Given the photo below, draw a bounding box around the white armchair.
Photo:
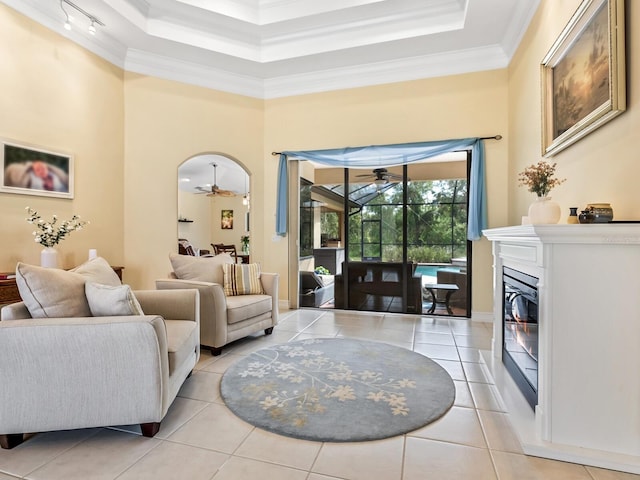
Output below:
[0,288,200,449]
[157,253,279,356]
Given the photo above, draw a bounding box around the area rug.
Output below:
[220,338,455,442]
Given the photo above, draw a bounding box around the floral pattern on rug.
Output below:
[220,338,456,442]
[238,340,417,423]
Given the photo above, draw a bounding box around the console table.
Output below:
[0,267,124,307]
[483,225,640,474]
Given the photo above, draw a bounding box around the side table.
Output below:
[423,283,459,315]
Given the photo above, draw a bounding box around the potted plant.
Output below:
[518,161,566,224]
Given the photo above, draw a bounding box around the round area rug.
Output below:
[220,338,455,442]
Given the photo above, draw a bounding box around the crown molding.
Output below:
[124,49,265,98]
[123,44,508,99]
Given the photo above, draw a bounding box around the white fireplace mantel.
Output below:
[483,224,640,474]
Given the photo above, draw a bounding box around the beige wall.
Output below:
[508,0,639,225]
[123,74,264,287]
[264,72,510,315]
[0,4,124,271]
[209,196,250,250]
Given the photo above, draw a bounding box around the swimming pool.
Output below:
[414,265,461,277]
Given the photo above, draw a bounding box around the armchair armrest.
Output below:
[260,273,279,324]
[156,278,228,348]
[134,289,199,323]
[1,302,30,321]
[0,315,170,434]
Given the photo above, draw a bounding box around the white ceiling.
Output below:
[5,0,539,99]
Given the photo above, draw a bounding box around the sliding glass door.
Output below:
[299,154,471,317]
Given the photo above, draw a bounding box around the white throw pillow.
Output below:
[85,282,144,316]
[169,252,233,284]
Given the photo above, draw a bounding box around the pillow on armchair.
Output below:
[15,257,122,319]
[222,263,264,296]
[169,252,234,284]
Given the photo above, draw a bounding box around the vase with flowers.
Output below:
[25,207,88,268]
[240,234,250,254]
[518,161,566,224]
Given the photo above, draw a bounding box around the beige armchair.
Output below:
[157,253,279,356]
[0,288,200,449]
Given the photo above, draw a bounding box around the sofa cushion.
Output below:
[164,319,198,375]
[85,282,144,316]
[170,252,233,284]
[223,263,264,296]
[225,295,273,325]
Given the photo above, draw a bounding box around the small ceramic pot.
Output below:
[578,209,595,224]
[586,203,613,223]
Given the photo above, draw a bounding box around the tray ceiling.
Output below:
[4,0,539,98]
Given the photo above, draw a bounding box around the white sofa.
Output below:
[0,259,200,449]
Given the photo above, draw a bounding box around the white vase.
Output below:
[528,196,561,224]
[40,247,59,268]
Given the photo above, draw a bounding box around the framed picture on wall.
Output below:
[541,0,625,157]
[221,209,233,229]
[0,139,74,198]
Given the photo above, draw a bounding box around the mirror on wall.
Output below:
[177,154,250,258]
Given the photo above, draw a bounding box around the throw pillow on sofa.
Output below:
[169,252,234,284]
[223,263,264,296]
[85,282,144,316]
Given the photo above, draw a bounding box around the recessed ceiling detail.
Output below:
[4,0,539,98]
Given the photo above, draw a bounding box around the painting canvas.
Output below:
[0,139,74,198]
[541,0,625,157]
[221,209,233,229]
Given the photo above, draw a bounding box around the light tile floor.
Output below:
[1,309,638,480]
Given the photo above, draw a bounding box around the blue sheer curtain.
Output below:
[275,138,487,240]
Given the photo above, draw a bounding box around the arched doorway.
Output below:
[177,153,250,257]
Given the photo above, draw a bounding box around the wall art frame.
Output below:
[0,138,74,199]
[541,0,625,157]
[221,209,234,229]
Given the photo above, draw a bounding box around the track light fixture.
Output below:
[60,0,104,34]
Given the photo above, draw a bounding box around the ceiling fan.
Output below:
[355,168,403,185]
[195,163,236,197]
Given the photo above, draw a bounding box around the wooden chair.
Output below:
[212,243,238,262]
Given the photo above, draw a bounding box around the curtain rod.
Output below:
[271,135,502,156]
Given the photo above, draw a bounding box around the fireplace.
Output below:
[502,266,538,409]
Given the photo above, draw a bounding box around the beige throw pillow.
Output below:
[71,256,122,286]
[15,257,122,319]
[169,252,233,284]
[85,282,144,316]
[15,263,91,318]
[223,263,264,296]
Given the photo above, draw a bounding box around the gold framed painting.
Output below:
[541,0,625,157]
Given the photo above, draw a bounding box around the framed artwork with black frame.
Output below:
[0,139,74,199]
[541,0,625,157]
